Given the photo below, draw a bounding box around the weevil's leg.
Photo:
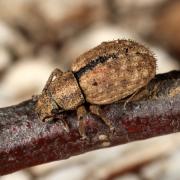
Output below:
[43,68,63,91]
[43,114,70,132]
[51,99,70,132]
[43,116,54,123]
[77,105,88,138]
[59,118,70,133]
[90,105,114,132]
[123,87,144,109]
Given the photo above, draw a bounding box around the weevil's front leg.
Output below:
[42,99,70,132]
[90,105,114,132]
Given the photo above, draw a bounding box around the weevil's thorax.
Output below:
[36,71,85,120]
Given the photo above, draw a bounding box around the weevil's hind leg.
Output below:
[44,68,63,91]
[90,105,114,132]
[123,88,142,109]
[77,105,88,138]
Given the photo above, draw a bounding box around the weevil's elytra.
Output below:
[36,39,156,135]
[74,53,118,79]
[72,39,156,104]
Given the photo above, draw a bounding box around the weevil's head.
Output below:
[36,71,85,121]
[35,92,58,121]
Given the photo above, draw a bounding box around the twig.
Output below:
[0,71,179,175]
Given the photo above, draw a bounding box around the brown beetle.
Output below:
[36,39,156,136]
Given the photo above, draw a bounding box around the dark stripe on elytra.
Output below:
[74,53,118,79]
[73,73,87,102]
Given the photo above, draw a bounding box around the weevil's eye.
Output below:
[124,48,128,54]
[51,98,64,114]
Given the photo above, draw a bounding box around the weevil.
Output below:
[36,39,156,136]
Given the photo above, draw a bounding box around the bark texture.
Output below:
[0,71,179,175]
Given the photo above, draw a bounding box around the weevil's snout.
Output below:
[36,92,55,121]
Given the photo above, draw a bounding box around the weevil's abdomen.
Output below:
[72,40,156,104]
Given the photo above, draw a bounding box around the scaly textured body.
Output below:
[36,39,156,135]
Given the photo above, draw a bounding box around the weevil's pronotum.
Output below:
[36,39,156,136]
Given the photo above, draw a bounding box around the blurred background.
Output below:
[0,0,180,179]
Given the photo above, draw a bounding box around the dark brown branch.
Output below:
[0,71,179,175]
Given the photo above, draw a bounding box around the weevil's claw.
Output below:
[59,119,70,133]
[42,116,54,123]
